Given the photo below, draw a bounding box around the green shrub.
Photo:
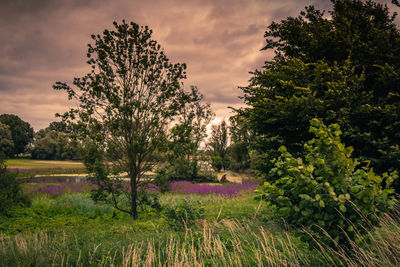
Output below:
[53,194,113,214]
[211,155,223,171]
[227,142,250,171]
[164,199,204,230]
[0,156,31,215]
[155,159,215,188]
[256,119,398,245]
[137,190,162,212]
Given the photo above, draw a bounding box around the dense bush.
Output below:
[256,119,398,245]
[210,155,223,171]
[226,142,250,171]
[136,190,162,212]
[0,156,31,215]
[31,128,81,160]
[164,199,204,230]
[0,122,14,158]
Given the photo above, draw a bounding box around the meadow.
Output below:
[5,159,86,178]
[1,161,400,267]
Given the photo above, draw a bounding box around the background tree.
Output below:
[54,21,189,218]
[208,120,229,171]
[0,114,34,157]
[238,0,400,183]
[157,86,213,182]
[225,114,253,171]
[0,122,14,158]
[31,122,81,160]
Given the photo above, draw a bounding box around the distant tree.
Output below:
[239,0,400,178]
[31,125,81,160]
[225,114,253,171]
[54,21,190,218]
[0,122,14,158]
[158,86,214,181]
[208,120,229,171]
[0,114,34,157]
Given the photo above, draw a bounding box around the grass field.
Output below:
[1,184,400,266]
[5,159,86,178]
[6,159,84,169]
[1,161,399,266]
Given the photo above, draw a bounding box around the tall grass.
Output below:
[1,208,399,266]
[0,219,324,266]
[310,207,400,267]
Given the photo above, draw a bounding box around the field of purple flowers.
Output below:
[24,180,260,197]
[169,180,259,197]
[24,181,97,197]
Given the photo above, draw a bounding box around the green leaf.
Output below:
[301,210,311,216]
[339,204,346,213]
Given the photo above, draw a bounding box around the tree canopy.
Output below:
[31,122,81,160]
[0,114,34,157]
[238,0,400,180]
[54,21,198,218]
[157,86,213,182]
[0,122,14,158]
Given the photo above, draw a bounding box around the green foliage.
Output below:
[0,114,34,157]
[225,114,253,171]
[155,158,198,183]
[0,156,31,215]
[54,20,192,218]
[31,124,81,160]
[53,194,113,214]
[256,119,398,245]
[0,122,14,158]
[226,142,250,171]
[136,190,162,212]
[240,58,367,169]
[211,155,223,172]
[157,86,213,182]
[208,120,229,170]
[239,0,400,189]
[164,199,204,230]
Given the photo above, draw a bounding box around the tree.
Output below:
[224,114,253,171]
[239,0,400,178]
[241,58,367,168]
[0,114,34,157]
[208,120,229,171]
[0,122,14,158]
[157,86,214,181]
[31,124,81,160]
[54,21,190,218]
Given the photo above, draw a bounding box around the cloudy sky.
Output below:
[0,0,396,130]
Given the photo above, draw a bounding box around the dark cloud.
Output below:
[4,0,378,130]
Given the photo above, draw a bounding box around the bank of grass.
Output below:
[5,159,86,178]
[6,159,84,169]
[1,192,400,266]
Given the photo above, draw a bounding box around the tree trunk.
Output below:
[130,172,138,219]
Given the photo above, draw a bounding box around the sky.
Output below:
[0,0,397,130]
